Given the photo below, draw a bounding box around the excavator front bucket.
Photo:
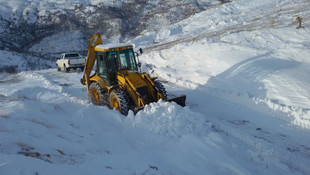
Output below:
[165,94,186,107]
[133,94,186,114]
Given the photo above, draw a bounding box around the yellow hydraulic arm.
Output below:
[81,33,102,93]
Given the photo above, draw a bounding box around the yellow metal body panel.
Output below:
[116,71,142,107]
[126,72,148,89]
[115,71,164,107]
[89,75,107,90]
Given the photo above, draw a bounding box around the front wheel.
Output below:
[64,65,70,73]
[57,64,61,71]
[109,89,129,115]
[154,81,167,99]
[89,83,105,105]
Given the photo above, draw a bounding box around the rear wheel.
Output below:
[154,81,167,99]
[89,83,105,105]
[109,89,129,115]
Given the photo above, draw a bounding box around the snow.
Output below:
[29,31,87,54]
[1,0,310,174]
[96,43,133,50]
[0,50,54,72]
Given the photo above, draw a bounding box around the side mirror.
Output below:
[138,62,142,68]
[139,48,143,54]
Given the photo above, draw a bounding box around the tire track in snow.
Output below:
[187,87,310,175]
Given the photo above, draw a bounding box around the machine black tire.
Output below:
[109,89,129,115]
[154,81,167,99]
[89,82,105,105]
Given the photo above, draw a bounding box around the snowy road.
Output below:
[0,68,309,175]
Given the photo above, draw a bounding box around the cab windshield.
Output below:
[96,48,137,85]
[119,49,137,71]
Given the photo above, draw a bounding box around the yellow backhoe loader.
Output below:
[81,33,186,115]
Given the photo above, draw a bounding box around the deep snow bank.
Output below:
[0,70,255,175]
[126,100,210,137]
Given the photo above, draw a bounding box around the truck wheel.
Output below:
[89,83,105,105]
[109,89,129,115]
[64,65,70,73]
[57,65,61,71]
[154,81,167,99]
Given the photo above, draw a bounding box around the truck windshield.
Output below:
[65,53,79,58]
[119,49,137,71]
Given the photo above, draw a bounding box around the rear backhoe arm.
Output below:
[81,33,102,93]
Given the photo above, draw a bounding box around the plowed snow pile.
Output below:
[1,0,310,175]
[126,101,210,137]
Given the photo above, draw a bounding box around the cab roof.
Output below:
[95,43,133,52]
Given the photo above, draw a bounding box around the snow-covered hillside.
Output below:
[0,0,221,71]
[1,0,310,175]
[0,0,219,52]
[133,0,310,129]
[0,50,54,73]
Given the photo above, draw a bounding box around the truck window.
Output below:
[65,53,80,58]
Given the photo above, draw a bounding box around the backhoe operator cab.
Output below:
[96,44,138,86]
[81,33,186,115]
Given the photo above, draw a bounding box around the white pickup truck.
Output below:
[56,53,85,72]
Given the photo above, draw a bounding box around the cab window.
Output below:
[119,49,137,71]
[107,51,119,72]
[97,53,108,79]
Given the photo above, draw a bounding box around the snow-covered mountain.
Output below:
[0,0,226,71]
[1,0,310,174]
[0,0,222,51]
